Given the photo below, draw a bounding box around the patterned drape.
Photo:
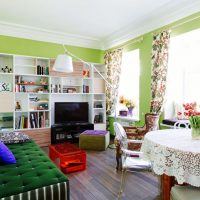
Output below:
[150,30,171,114]
[104,49,123,115]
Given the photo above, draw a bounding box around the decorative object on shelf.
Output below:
[189,115,200,140]
[29,96,39,102]
[83,70,90,77]
[37,103,48,110]
[0,82,12,92]
[66,88,76,93]
[15,101,21,111]
[40,77,48,85]
[37,87,48,93]
[95,104,103,108]
[94,114,103,123]
[1,66,12,73]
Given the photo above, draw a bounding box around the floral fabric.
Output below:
[150,30,171,114]
[104,49,123,115]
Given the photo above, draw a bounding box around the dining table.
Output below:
[141,129,200,200]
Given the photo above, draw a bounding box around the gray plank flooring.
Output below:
[43,146,161,200]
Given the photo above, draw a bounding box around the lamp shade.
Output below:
[53,54,73,73]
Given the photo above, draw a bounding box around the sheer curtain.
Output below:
[165,28,200,118]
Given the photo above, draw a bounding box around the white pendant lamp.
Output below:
[53,54,73,73]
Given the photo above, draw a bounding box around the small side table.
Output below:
[49,143,86,173]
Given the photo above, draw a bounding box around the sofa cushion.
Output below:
[0,141,16,164]
[0,131,29,144]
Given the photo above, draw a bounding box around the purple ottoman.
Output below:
[79,130,110,151]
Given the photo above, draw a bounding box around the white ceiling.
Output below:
[0,0,200,50]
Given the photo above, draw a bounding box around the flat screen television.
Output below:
[55,102,89,124]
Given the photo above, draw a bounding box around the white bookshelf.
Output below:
[0,53,106,132]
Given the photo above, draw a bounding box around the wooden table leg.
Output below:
[161,174,175,200]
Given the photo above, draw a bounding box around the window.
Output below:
[165,28,200,118]
[117,49,140,119]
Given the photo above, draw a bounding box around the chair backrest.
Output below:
[145,113,160,131]
[174,121,189,129]
[113,122,128,149]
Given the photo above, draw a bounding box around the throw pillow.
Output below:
[0,131,30,144]
[0,141,16,164]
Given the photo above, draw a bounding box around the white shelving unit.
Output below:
[0,53,106,132]
[13,55,50,131]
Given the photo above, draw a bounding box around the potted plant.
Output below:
[189,115,200,140]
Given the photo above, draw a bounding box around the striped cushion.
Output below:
[0,182,68,200]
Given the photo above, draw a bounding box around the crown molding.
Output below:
[0,0,200,51]
[103,0,200,49]
[0,21,104,50]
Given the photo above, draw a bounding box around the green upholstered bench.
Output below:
[79,130,110,151]
[0,141,69,200]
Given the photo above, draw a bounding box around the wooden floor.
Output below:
[43,146,161,200]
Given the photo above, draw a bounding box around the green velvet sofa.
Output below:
[0,141,69,200]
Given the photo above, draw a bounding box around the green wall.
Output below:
[111,11,200,126]
[1,11,200,127]
[0,35,104,63]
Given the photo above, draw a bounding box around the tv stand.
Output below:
[51,123,94,144]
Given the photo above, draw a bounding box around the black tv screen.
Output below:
[55,102,89,124]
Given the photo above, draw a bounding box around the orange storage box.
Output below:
[49,143,86,173]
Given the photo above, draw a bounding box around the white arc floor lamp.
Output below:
[53,45,117,148]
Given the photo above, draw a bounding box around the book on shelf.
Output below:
[39,112,45,128]
[37,65,49,75]
[83,85,89,93]
[30,112,38,128]
[15,85,26,92]
[15,115,28,129]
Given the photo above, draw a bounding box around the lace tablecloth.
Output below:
[141,129,200,186]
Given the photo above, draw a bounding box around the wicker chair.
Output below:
[115,113,160,170]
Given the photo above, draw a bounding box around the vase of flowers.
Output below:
[177,102,200,119]
[119,96,136,116]
[189,115,200,140]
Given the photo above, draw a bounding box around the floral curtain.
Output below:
[150,30,171,114]
[104,49,123,115]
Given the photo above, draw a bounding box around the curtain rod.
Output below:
[153,14,200,35]
[111,37,143,51]
[170,14,200,29]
